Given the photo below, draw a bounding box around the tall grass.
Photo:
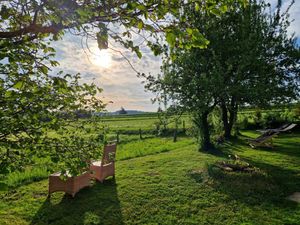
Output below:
[6,166,49,188]
[117,136,194,160]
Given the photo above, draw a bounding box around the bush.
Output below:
[294,104,300,118]
[253,109,263,128]
[262,111,284,128]
[281,108,299,122]
[237,114,259,130]
[238,116,250,130]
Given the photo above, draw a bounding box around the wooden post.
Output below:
[116,131,120,143]
[139,128,143,140]
[173,119,178,142]
[173,129,177,142]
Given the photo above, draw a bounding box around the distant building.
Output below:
[118,107,127,115]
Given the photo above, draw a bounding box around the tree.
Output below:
[144,0,299,150]
[0,41,105,174]
[212,0,300,138]
[146,51,221,150]
[0,0,247,174]
[0,19,105,175]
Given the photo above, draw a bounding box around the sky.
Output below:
[52,0,300,112]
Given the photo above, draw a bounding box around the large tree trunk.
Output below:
[220,102,231,139]
[195,111,213,151]
[220,97,238,139]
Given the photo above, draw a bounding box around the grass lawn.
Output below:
[0,131,299,225]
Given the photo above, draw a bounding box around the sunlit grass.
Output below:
[0,131,299,225]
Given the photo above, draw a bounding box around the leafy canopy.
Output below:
[144,0,300,149]
[0,0,247,177]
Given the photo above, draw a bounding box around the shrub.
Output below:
[253,109,263,128]
[238,116,250,130]
[294,104,300,118]
[281,108,299,122]
[262,111,284,128]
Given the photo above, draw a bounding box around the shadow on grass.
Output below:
[30,178,124,225]
[190,134,300,209]
[197,158,300,209]
[201,147,227,158]
[236,132,300,159]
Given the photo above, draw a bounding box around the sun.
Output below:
[90,49,112,68]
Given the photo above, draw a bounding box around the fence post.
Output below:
[173,119,178,142]
[116,131,120,143]
[139,128,143,140]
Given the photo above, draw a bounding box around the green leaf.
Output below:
[166,32,176,47]
[133,46,142,59]
[137,21,144,30]
[220,5,228,13]
[195,3,200,11]
[13,81,24,90]
[40,65,48,74]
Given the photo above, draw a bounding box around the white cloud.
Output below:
[52,34,161,112]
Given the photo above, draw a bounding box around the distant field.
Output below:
[100,114,192,132]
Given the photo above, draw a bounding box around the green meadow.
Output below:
[0,113,299,225]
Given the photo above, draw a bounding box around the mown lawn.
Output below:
[0,131,299,225]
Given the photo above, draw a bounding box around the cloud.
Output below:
[52,34,161,112]
[51,1,299,112]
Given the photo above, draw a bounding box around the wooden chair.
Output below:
[90,143,117,182]
[48,171,90,198]
[247,132,278,148]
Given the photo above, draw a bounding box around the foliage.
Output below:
[144,0,300,149]
[0,0,247,174]
[252,109,264,128]
[214,0,300,138]
[155,102,183,139]
[0,30,106,177]
[294,103,300,117]
[144,4,229,150]
[0,0,243,59]
[236,107,300,130]
[0,46,105,176]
